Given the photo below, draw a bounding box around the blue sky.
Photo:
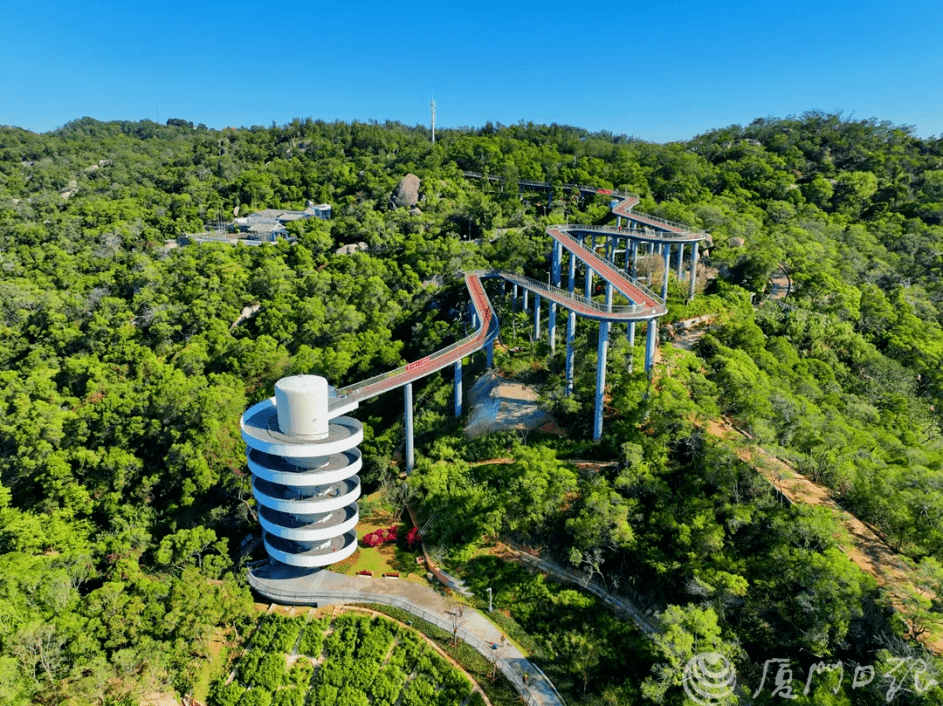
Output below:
[3,0,942,142]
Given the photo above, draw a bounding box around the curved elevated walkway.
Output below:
[323,183,711,443]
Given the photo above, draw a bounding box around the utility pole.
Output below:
[431,99,436,145]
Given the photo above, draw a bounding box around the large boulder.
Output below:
[391,174,420,208]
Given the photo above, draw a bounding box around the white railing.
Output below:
[333,278,498,402]
[562,221,707,242]
[243,580,564,706]
[550,230,667,309]
[462,171,710,238]
[470,270,660,318]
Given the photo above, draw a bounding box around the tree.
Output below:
[642,605,742,705]
[154,526,228,576]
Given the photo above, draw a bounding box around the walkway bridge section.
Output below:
[323,181,711,447]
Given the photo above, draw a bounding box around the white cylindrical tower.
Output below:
[241,375,362,568]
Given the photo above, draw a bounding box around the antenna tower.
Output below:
[430,99,436,145]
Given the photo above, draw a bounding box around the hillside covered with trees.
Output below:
[0,112,941,704]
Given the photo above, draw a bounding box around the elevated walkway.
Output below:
[322,181,711,441]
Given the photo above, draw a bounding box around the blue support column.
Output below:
[645,319,658,374]
[593,280,614,441]
[512,283,518,310]
[568,249,577,295]
[404,383,414,473]
[566,249,576,395]
[534,294,541,341]
[677,243,685,280]
[661,243,671,299]
[486,341,493,369]
[453,360,462,418]
[631,240,638,278]
[549,241,561,353]
[523,289,529,312]
[593,321,610,441]
[585,235,596,298]
[688,241,700,301]
[627,321,637,373]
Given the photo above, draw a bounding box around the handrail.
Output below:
[548,228,666,311]
[464,170,709,238]
[324,175,710,405]
[611,206,710,238]
[334,275,497,402]
[462,171,638,202]
[469,270,661,317]
[562,222,695,241]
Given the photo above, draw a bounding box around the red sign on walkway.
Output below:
[406,356,430,371]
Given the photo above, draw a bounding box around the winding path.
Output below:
[326,183,710,429]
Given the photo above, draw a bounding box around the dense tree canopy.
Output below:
[0,112,942,703]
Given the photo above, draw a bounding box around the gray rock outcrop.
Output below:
[391,173,420,208]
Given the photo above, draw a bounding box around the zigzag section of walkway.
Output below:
[328,183,708,416]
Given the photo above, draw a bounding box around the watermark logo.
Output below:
[679,653,938,703]
[683,652,737,705]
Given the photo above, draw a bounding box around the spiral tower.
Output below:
[241,375,362,568]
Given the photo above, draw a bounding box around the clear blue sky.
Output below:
[3,0,942,143]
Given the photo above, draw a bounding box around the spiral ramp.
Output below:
[241,376,362,568]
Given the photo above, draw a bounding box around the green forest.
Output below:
[0,112,942,704]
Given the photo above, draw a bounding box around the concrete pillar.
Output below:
[512,283,518,310]
[645,319,658,374]
[627,320,636,373]
[688,241,700,301]
[677,243,685,281]
[661,243,671,299]
[631,241,638,278]
[617,215,622,228]
[486,341,493,369]
[404,383,414,472]
[523,289,529,312]
[453,360,462,418]
[534,294,541,341]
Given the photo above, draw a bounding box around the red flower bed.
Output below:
[361,525,422,549]
[362,525,399,548]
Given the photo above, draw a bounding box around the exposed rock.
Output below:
[334,241,369,256]
[409,206,422,216]
[729,237,746,248]
[391,173,421,208]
